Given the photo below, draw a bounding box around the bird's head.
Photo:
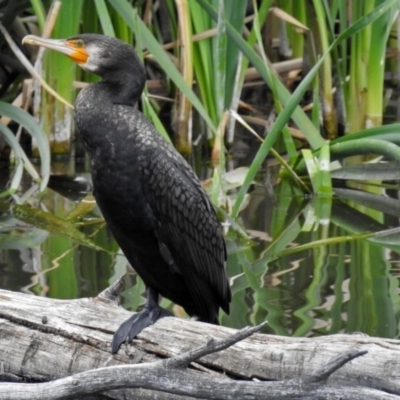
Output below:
[22,34,143,79]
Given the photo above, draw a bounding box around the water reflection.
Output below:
[1,172,400,340]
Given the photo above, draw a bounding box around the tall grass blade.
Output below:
[330,138,400,162]
[30,0,46,33]
[107,0,217,134]
[40,0,83,154]
[214,0,227,119]
[174,0,194,152]
[94,0,116,37]
[312,0,336,139]
[196,0,325,150]
[0,102,50,192]
[229,0,397,218]
[0,122,32,197]
[332,123,400,145]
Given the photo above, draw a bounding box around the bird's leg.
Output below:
[111,286,173,353]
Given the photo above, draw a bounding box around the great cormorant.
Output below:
[22,33,231,353]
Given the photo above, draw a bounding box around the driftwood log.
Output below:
[0,279,399,399]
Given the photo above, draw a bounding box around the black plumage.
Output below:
[23,33,231,353]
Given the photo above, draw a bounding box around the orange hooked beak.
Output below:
[22,35,89,65]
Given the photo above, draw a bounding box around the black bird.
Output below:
[23,33,231,353]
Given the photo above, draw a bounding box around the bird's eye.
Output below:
[76,39,84,48]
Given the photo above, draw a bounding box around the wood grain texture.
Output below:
[0,286,399,399]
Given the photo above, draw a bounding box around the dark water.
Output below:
[2,160,400,340]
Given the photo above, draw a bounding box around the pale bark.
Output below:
[0,280,399,399]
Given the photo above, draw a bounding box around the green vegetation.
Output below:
[2,1,399,196]
[1,0,400,336]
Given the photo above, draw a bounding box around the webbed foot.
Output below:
[111,287,172,353]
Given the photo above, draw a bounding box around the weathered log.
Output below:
[0,280,399,399]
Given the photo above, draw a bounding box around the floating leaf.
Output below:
[334,188,400,217]
[0,201,108,251]
[65,194,98,222]
[331,163,400,181]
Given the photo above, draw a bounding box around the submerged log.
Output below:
[0,280,399,399]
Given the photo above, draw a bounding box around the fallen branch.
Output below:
[0,326,372,400]
[0,281,399,399]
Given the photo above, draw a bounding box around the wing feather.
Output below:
[140,136,230,316]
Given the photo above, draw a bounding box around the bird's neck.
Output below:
[99,70,144,106]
